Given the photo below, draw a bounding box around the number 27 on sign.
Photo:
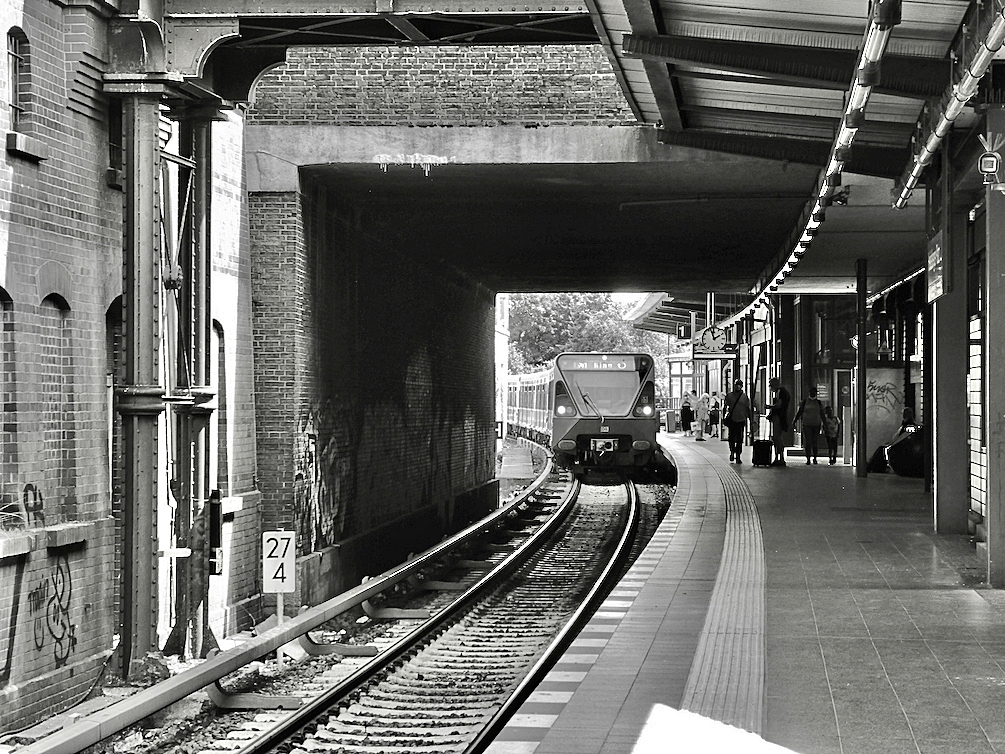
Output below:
[262,531,296,593]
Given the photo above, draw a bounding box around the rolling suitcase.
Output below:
[751,440,773,467]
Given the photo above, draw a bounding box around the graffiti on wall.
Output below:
[26,554,77,667]
[0,559,25,685]
[0,482,78,683]
[864,369,905,458]
[0,484,44,531]
[866,379,903,417]
[294,399,351,554]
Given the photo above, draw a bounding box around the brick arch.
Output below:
[35,261,73,310]
[37,295,76,523]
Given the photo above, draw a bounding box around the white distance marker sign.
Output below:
[262,531,296,593]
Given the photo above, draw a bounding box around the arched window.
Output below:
[6,29,29,129]
[39,295,75,524]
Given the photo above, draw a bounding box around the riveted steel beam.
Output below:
[656,129,908,178]
[676,104,913,147]
[623,33,948,99]
[109,84,168,680]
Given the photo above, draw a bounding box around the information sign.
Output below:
[262,531,296,593]
[927,232,945,303]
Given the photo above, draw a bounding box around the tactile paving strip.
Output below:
[681,442,766,733]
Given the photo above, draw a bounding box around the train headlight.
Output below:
[556,405,568,415]
[634,405,654,416]
[633,441,651,451]
[557,440,577,451]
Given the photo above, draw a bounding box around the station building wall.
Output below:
[0,0,263,729]
[0,0,120,731]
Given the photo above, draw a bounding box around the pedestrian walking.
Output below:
[695,393,710,441]
[722,379,752,463]
[680,391,694,436]
[823,405,840,465]
[793,387,825,464]
[708,391,721,437]
[767,377,791,466]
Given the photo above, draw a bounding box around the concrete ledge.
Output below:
[45,521,97,549]
[6,131,48,162]
[0,532,33,559]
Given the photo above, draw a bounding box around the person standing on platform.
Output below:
[793,387,825,464]
[722,379,751,463]
[695,392,710,441]
[680,391,695,436]
[708,391,721,437]
[823,405,841,465]
[767,377,791,466]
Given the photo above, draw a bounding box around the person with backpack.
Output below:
[722,379,752,463]
[822,405,840,465]
[793,387,825,465]
[767,377,791,466]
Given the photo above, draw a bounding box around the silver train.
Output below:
[508,352,672,481]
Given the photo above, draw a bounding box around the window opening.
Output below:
[7,31,27,129]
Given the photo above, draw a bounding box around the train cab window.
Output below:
[556,354,647,416]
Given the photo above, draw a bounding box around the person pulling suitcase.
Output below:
[722,379,751,464]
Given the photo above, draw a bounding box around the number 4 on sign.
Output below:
[263,531,296,594]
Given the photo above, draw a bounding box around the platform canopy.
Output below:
[222,0,973,305]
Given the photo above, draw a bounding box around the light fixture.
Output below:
[896,6,1005,208]
[718,1,900,329]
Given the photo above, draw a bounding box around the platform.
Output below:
[489,433,1001,754]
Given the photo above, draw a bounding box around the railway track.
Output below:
[195,481,639,754]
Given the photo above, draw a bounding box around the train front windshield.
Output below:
[556,355,644,416]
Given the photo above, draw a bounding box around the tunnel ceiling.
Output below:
[231,0,971,305]
[305,157,824,300]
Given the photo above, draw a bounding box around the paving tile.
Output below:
[499,437,1005,754]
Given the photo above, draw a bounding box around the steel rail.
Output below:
[464,480,641,754]
[18,454,557,754]
[237,475,583,754]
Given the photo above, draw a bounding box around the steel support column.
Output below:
[985,106,1005,585]
[856,259,868,477]
[163,108,218,659]
[115,87,167,678]
[933,144,969,534]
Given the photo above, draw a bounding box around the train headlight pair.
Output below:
[634,405,654,416]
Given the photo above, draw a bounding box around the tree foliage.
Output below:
[507,293,668,376]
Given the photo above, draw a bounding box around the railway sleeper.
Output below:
[341,706,493,721]
[419,647,541,660]
[421,580,468,591]
[365,689,506,704]
[323,718,485,734]
[296,742,468,753]
[317,725,478,740]
[353,696,500,711]
[384,677,509,693]
[456,559,494,568]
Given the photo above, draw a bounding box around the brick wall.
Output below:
[209,111,263,635]
[251,192,307,543]
[0,0,121,731]
[250,182,496,598]
[248,45,634,127]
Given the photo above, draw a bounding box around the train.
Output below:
[508,352,674,483]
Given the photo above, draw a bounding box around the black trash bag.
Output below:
[887,426,925,478]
